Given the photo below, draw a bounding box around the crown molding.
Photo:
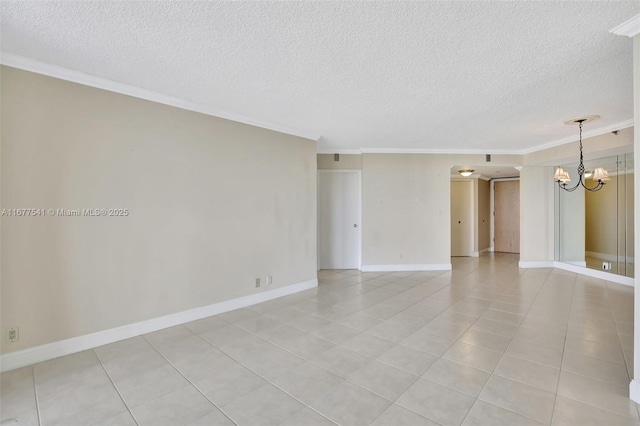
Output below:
[0,52,321,142]
[519,119,635,155]
[1,53,631,155]
[610,14,640,37]
[358,147,517,155]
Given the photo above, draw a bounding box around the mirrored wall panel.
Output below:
[555,153,634,278]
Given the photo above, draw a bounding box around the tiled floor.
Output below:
[2,253,639,425]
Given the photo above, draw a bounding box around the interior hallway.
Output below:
[2,253,638,426]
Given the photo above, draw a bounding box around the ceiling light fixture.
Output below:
[554,116,609,192]
[458,170,474,177]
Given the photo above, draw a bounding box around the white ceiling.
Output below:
[1,1,638,154]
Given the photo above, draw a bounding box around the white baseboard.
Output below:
[553,261,634,287]
[472,248,491,257]
[518,260,634,287]
[360,263,452,272]
[630,380,640,404]
[0,278,318,373]
[519,261,555,268]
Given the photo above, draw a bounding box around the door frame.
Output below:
[491,177,520,253]
[317,169,362,271]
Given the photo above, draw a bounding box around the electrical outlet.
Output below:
[255,278,261,288]
[267,275,272,286]
[603,262,612,271]
[7,327,18,343]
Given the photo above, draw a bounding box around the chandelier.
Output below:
[554,116,609,192]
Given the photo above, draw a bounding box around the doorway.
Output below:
[318,170,361,269]
[494,180,520,253]
[451,180,474,256]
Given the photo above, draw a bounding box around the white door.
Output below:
[318,170,361,269]
[451,180,473,256]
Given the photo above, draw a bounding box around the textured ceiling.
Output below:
[1,1,638,153]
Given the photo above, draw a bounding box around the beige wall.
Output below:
[362,154,450,266]
[317,154,362,170]
[476,179,491,251]
[520,166,555,263]
[1,67,317,353]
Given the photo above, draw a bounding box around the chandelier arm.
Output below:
[584,181,605,192]
[558,180,580,192]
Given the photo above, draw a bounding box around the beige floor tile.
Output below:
[396,379,475,425]
[557,371,639,419]
[372,404,439,426]
[279,408,337,426]
[193,362,267,406]
[366,321,419,342]
[471,317,518,338]
[462,400,544,426]
[111,363,189,408]
[479,375,555,424]
[505,338,563,369]
[0,367,37,420]
[517,325,566,349]
[92,410,139,426]
[423,358,490,397]
[401,330,458,356]
[561,352,630,387]
[312,323,362,344]
[272,362,343,404]
[459,329,511,353]
[131,385,215,426]
[337,313,384,331]
[310,381,392,426]
[2,408,39,426]
[420,319,469,340]
[342,333,396,358]
[437,311,479,327]
[38,380,127,426]
[443,342,503,372]
[277,333,336,359]
[171,346,237,382]
[494,355,560,393]
[221,383,305,426]
[347,359,419,400]
[552,396,640,426]
[377,344,439,375]
[6,257,640,426]
[286,314,332,332]
[186,409,235,426]
[151,334,214,364]
[199,323,254,348]
[310,345,370,378]
[564,335,626,365]
[480,309,524,326]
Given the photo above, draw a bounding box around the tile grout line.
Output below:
[548,270,577,426]
[31,365,43,426]
[139,333,240,426]
[93,349,141,426]
[457,267,553,426]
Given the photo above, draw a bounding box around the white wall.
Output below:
[1,66,318,354]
